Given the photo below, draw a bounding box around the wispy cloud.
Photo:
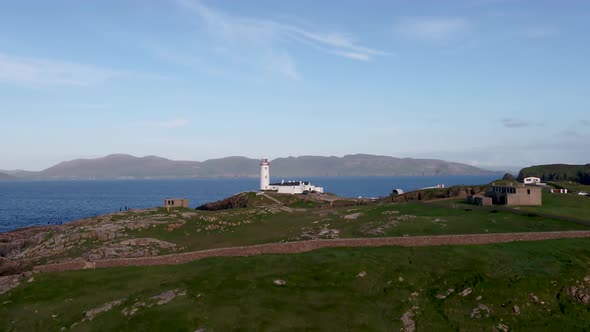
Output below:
[265,52,299,80]
[174,0,386,79]
[394,17,469,43]
[560,129,581,137]
[501,118,530,128]
[68,103,110,111]
[580,119,590,126]
[521,25,558,38]
[142,42,205,70]
[138,118,190,128]
[0,53,119,86]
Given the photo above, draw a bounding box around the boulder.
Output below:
[460,288,473,297]
[273,279,287,286]
[512,305,520,315]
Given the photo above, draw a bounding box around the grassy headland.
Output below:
[3,239,590,331]
[2,184,590,331]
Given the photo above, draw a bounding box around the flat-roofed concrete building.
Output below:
[163,198,190,208]
[486,183,542,206]
[524,177,542,185]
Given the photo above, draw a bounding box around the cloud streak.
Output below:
[521,25,558,38]
[151,118,190,128]
[0,53,119,86]
[133,118,191,129]
[265,52,299,80]
[501,118,530,128]
[394,17,469,43]
[175,0,387,79]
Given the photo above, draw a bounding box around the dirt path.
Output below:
[34,231,590,273]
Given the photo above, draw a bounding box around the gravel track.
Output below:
[34,231,590,273]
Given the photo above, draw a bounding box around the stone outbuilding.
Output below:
[486,183,542,206]
[163,198,190,208]
[467,195,492,206]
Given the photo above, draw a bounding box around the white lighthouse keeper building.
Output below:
[259,158,324,194]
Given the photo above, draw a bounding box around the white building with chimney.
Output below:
[259,158,324,194]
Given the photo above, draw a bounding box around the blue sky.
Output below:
[1,0,589,171]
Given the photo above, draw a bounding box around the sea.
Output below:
[0,175,497,233]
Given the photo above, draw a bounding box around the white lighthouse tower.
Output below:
[260,158,270,190]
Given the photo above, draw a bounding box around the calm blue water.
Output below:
[0,176,497,233]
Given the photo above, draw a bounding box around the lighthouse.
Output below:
[258,157,324,194]
[260,158,270,190]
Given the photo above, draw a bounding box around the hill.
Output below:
[270,154,492,177]
[0,172,16,180]
[517,164,590,185]
[19,154,495,179]
[39,154,203,179]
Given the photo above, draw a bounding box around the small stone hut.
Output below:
[467,195,492,206]
[163,198,190,208]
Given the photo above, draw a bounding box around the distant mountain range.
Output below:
[0,172,16,180]
[2,154,498,180]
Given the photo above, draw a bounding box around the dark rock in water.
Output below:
[196,193,249,211]
[502,173,516,181]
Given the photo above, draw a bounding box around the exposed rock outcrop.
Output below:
[389,185,488,202]
[460,288,473,297]
[83,299,124,322]
[122,289,186,316]
[566,277,590,304]
[196,193,249,211]
[502,173,516,181]
[470,303,491,319]
[401,308,416,332]
[84,238,177,261]
[293,226,340,241]
[0,273,30,295]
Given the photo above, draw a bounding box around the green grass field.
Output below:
[3,239,590,331]
[115,200,590,254]
[549,181,590,194]
[16,190,590,267]
[518,191,590,221]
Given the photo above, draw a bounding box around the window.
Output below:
[527,189,530,195]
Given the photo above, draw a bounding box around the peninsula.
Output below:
[1,175,590,330]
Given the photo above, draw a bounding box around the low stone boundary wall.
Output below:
[34,261,87,273]
[34,231,590,273]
